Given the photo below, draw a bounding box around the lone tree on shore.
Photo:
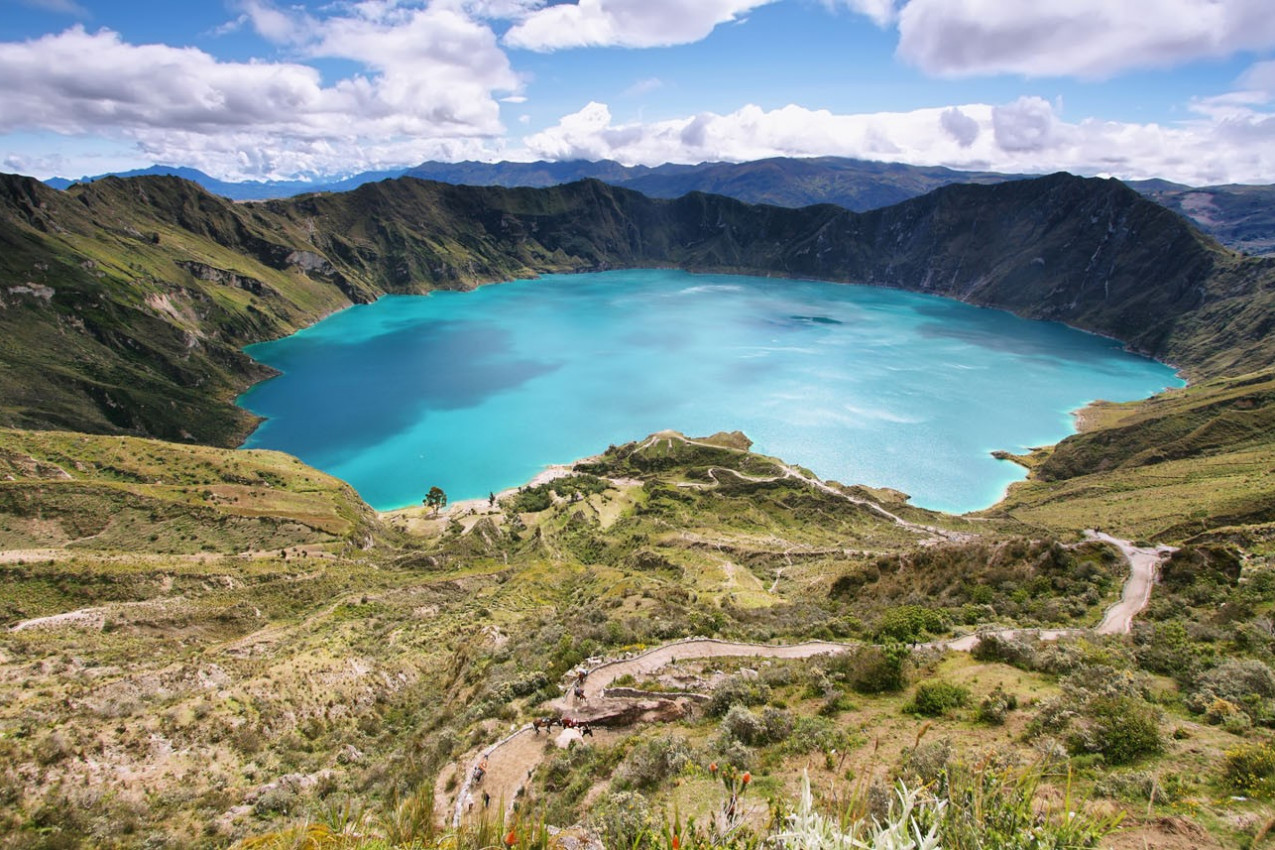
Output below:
[424,486,447,515]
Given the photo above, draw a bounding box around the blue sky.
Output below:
[3,0,1275,184]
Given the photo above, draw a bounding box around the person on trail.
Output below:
[573,682,586,702]
[473,756,488,784]
[482,791,491,809]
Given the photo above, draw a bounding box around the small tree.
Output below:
[424,486,447,515]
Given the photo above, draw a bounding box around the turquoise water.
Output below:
[238,270,1182,514]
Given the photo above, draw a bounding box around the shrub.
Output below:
[1132,621,1209,682]
[897,738,952,785]
[706,673,771,717]
[1223,740,1275,797]
[589,791,653,850]
[1068,696,1163,765]
[721,705,767,746]
[874,605,948,643]
[905,680,970,718]
[614,734,691,791]
[970,634,1039,670]
[783,715,849,756]
[976,686,1019,725]
[1061,665,1153,702]
[720,705,794,747]
[1188,659,1275,725]
[831,644,910,695]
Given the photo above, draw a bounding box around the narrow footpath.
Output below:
[449,529,1173,826]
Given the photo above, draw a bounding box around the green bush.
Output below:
[721,705,793,746]
[874,605,948,643]
[706,673,771,717]
[614,734,691,791]
[1223,740,1275,797]
[783,715,849,755]
[589,791,653,850]
[976,686,1019,725]
[1068,697,1163,765]
[840,644,910,695]
[1187,658,1275,725]
[970,633,1039,670]
[905,680,971,717]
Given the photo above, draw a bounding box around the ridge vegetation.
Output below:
[4,170,1275,444]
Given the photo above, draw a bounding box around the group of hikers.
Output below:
[531,714,594,736]
[463,667,599,815]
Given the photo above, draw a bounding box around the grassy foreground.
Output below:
[2,411,1275,849]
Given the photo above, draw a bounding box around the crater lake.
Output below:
[237,270,1183,513]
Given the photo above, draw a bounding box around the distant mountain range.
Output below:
[43,157,1016,210]
[45,158,1275,257]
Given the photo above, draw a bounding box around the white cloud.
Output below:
[896,0,1275,78]
[0,6,521,180]
[991,96,1059,152]
[939,106,978,147]
[1240,60,1275,97]
[521,97,1275,185]
[503,0,777,51]
[824,0,897,27]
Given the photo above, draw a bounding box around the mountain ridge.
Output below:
[2,169,1273,447]
[41,156,1275,257]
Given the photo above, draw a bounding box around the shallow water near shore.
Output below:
[238,269,1182,513]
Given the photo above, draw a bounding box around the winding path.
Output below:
[450,529,1173,826]
[649,432,971,543]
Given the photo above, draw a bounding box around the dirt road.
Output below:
[1088,530,1174,635]
[449,528,1173,826]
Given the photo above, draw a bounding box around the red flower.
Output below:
[672,835,681,850]
[505,830,517,847]
[742,772,751,785]
[709,762,718,774]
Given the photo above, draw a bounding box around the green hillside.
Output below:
[5,171,1275,849]
[4,171,1275,445]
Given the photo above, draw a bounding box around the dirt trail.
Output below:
[450,527,1170,827]
[1087,530,1174,635]
[451,725,617,827]
[645,432,970,542]
[580,638,852,700]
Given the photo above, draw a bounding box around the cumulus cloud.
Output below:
[991,96,1059,152]
[896,0,1275,78]
[940,106,978,147]
[0,5,521,180]
[522,97,1275,185]
[504,0,776,51]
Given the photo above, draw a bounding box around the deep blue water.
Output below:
[237,270,1182,513]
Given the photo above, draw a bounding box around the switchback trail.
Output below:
[450,528,1171,826]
